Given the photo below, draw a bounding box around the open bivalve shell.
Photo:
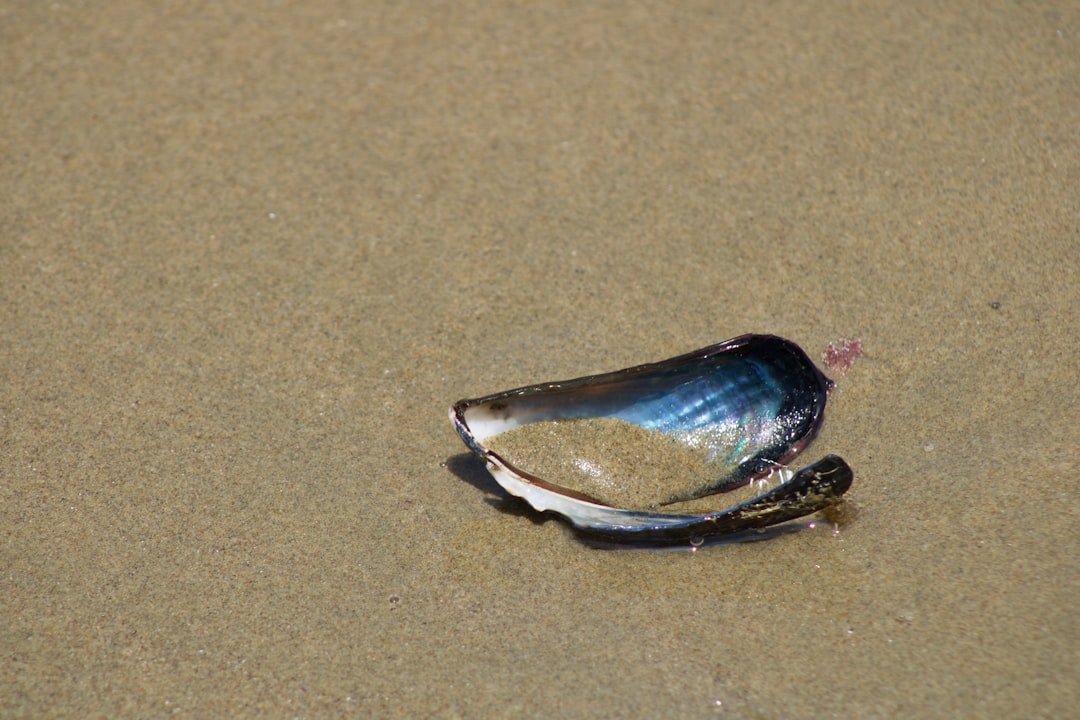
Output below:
[449,334,853,544]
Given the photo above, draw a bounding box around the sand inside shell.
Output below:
[484,417,766,512]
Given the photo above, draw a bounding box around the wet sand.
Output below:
[486,417,752,510]
[3,1,1077,717]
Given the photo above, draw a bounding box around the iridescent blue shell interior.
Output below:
[453,334,832,495]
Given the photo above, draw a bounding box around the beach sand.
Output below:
[2,1,1077,717]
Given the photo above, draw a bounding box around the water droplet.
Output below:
[689,536,704,547]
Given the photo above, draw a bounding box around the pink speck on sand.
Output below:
[823,338,863,375]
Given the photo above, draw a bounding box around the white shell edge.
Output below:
[450,404,708,532]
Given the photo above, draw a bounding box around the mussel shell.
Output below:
[452,335,831,489]
[561,454,852,543]
[449,334,850,542]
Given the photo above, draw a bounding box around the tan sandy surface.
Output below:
[486,417,750,510]
[3,1,1077,717]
